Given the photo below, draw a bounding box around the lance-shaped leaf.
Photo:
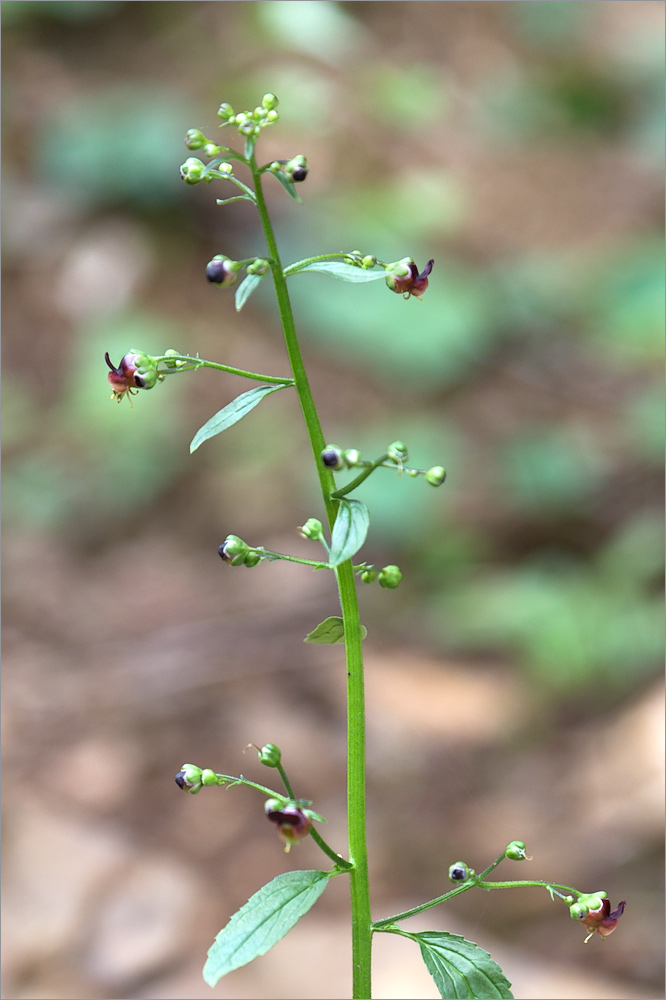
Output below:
[235,273,264,311]
[410,931,513,1000]
[203,870,331,987]
[305,615,368,644]
[285,260,387,282]
[271,169,302,202]
[328,499,370,566]
[190,383,290,452]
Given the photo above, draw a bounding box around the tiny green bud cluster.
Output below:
[378,565,403,589]
[321,445,364,471]
[217,94,280,138]
[219,534,262,567]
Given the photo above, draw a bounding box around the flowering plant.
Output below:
[109,94,624,999]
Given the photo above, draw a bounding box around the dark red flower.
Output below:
[581,898,626,941]
[386,258,434,299]
[265,801,312,853]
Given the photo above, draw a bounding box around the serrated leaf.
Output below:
[235,273,264,311]
[328,499,370,566]
[203,870,331,987]
[286,260,387,282]
[304,615,368,644]
[411,931,513,1000]
[190,383,289,452]
[271,169,302,202]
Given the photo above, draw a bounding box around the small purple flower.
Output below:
[580,898,626,941]
[385,258,434,299]
[265,800,312,853]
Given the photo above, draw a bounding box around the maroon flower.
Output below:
[386,258,434,299]
[265,800,312,853]
[581,898,626,942]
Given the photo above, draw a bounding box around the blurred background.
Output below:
[2,2,664,998]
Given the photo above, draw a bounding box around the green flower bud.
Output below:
[185,128,207,150]
[449,861,471,882]
[219,534,250,566]
[202,142,222,158]
[284,155,308,182]
[258,743,282,767]
[425,466,446,487]
[343,449,362,466]
[247,258,270,276]
[239,121,258,137]
[570,901,589,920]
[242,551,261,567]
[266,110,279,123]
[163,349,186,369]
[361,567,377,584]
[378,565,403,589]
[201,768,218,786]
[504,840,528,861]
[299,518,324,540]
[179,156,206,184]
[387,441,408,463]
[269,160,282,173]
[262,93,279,111]
[362,255,377,268]
[175,764,203,793]
[321,446,345,471]
[217,102,234,120]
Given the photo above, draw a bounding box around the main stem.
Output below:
[251,162,372,999]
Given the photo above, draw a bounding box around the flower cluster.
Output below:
[217,93,280,138]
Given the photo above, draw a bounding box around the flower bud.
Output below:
[321,446,345,470]
[387,441,409,464]
[217,102,234,120]
[362,255,377,268]
[262,93,279,111]
[378,565,403,589]
[449,861,471,882]
[206,256,240,286]
[163,349,186,369]
[175,764,203,793]
[185,128,207,150]
[258,743,282,767]
[201,768,218,786]
[425,466,446,487]
[284,155,308,182]
[219,534,250,566]
[361,567,377,584]
[179,156,206,184]
[265,799,312,853]
[247,258,270,276]
[243,551,262,568]
[504,840,528,861]
[343,449,362,466]
[202,142,222,158]
[299,518,324,541]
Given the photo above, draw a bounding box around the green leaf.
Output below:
[287,260,387,282]
[304,615,367,644]
[328,499,370,566]
[411,931,513,1000]
[203,870,331,987]
[235,273,264,311]
[271,169,302,202]
[190,384,289,452]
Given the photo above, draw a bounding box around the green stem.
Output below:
[331,454,390,499]
[373,879,578,930]
[309,828,354,871]
[153,354,292,386]
[276,762,296,799]
[251,156,373,1000]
